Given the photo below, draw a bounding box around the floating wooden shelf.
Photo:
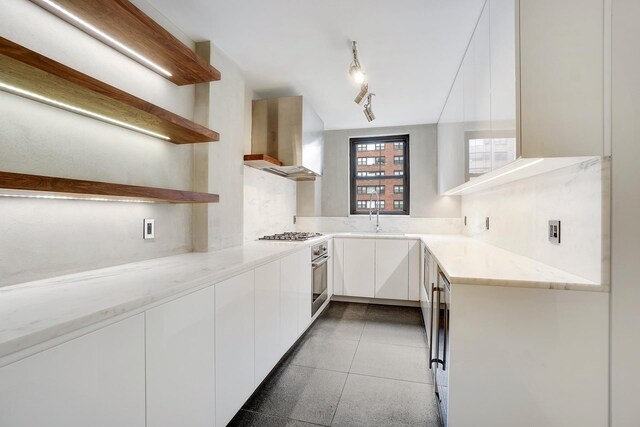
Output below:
[0,171,220,203]
[29,0,221,85]
[0,37,219,144]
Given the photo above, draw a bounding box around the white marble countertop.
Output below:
[419,235,605,292]
[0,232,604,360]
[0,236,328,360]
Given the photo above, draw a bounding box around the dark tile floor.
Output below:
[229,301,440,427]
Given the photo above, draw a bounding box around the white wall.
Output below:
[320,124,462,218]
[0,0,196,286]
[461,158,607,283]
[610,0,640,423]
[243,166,297,241]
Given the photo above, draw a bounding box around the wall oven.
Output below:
[311,242,329,316]
[430,271,450,426]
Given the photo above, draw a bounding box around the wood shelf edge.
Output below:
[29,0,221,85]
[0,171,220,203]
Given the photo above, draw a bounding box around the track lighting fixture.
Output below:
[354,82,369,105]
[349,41,365,84]
[363,93,376,122]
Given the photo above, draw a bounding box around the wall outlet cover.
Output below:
[143,218,155,240]
[549,220,561,244]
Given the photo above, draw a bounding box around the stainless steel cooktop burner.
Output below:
[259,232,323,241]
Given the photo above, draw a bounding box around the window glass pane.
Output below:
[351,136,409,214]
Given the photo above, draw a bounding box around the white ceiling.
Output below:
[146,0,485,130]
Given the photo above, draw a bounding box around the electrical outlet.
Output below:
[143,218,155,240]
[549,220,561,244]
[464,216,467,226]
[485,217,490,230]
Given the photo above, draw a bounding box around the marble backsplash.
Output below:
[461,157,609,284]
[243,166,297,242]
[294,216,462,234]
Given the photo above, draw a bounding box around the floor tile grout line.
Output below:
[328,303,368,426]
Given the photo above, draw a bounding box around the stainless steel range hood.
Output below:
[244,96,324,181]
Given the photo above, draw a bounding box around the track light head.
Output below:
[354,82,369,105]
[363,93,376,122]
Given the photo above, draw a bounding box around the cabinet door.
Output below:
[408,240,421,301]
[281,248,310,350]
[0,315,145,427]
[519,0,604,157]
[437,54,466,194]
[332,238,345,295]
[490,0,517,136]
[375,239,409,300]
[215,270,255,427]
[343,238,375,298]
[146,287,215,427]
[255,260,282,385]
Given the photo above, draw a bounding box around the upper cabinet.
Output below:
[438,0,607,195]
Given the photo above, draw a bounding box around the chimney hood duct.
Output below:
[245,96,324,181]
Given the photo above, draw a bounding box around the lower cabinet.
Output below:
[280,247,312,349]
[255,259,282,385]
[215,270,255,427]
[375,239,410,300]
[338,237,420,301]
[343,238,376,297]
[0,315,146,427]
[145,287,215,427]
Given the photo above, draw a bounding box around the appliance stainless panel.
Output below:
[431,272,450,426]
[311,242,329,315]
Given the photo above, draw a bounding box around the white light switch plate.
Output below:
[143,219,155,239]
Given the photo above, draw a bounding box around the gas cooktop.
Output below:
[259,232,323,241]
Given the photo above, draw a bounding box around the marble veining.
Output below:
[295,216,462,234]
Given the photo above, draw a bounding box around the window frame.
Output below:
[349,134,410,216]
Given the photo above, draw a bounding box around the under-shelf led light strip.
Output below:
[40,0,173,78]
[0,193,154,203]
[0,82,171,141]
[444,159,545,196]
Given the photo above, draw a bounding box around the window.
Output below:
[356,156,385,166]
[357,171,383,177]
[357,185,385,195]
[350,135,410,215]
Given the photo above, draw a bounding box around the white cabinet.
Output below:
[343,238,376,298]
[215,270,255,427]
[448,284,609,426]
[255,260,282,385]
[0,315,145,427]
[375,239,409,300]
[146,287,215,427]
[519,0,605,158]
[280,247,311,349]
[437,0,606,194]
[336,238,421,301]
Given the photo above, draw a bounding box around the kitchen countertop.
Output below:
[0,232,604,361]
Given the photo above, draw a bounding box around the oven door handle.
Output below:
[312,256,330,268]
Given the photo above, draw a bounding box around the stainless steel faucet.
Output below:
[368,190,381,233]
